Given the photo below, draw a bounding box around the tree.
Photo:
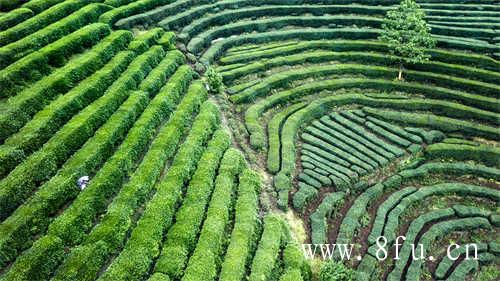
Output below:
[379,0,436,80]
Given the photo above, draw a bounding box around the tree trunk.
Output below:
[398,64,403,80]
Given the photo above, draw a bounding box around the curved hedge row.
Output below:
[266,95,498,206]
[0,29,133,143]
[154,147,242,279]
[248,214,287,281]
[0,46,167,220]
[187,15,497,55]
[218,40,499,71]
[0,8,33,31]
[434,242,489,280]
[248,85,497,153]
[0,0,91,47]
[99,129,230,281]
[0,3,112,67]
[310,192,345,244]
[0,90,149,268]
[231,64,499,104]
[368,183,498,245]
[179,148,245,281]
[219,168,262,281]
[267,103,306,173]
[0,55,192,270]
[337,162,500,248]
[404,217,492,281]
[0,23,113,98]
[220,50,500,85]
[0,49,134,179]
[425,142,500,167]
[51,98,216,281]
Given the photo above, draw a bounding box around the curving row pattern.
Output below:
[0,0,498,280]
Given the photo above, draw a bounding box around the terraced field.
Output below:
[0,0,498,281]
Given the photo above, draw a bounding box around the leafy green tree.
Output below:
[319,261,354,281]
[379,0,436,80]
[205,66,224,94]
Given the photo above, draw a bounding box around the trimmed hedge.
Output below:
[279,269,303,281]
[308,121,384,166]
[425,143,500,167]
[147,273,171,281]
[301,155,352,188]
[219,168,262,281]
[0,23,112,98]
[21,0,69,13]
[116,0,211,29]
[362,107,499,141]
[159,0,361,31]
[272,94,499,202]
[367,187,417,244]
[202,27,500,64]
[188,16,382,54]
[405,217,492,280]
[138,50,185,95]
[189,13,498,55]
[364,120,412,148]
[302,131,374,172]
[382,183,499,246]
[453,205,492,218]
[52,97,214,281]
[0,0,91,47]
[384,208,455,281]
[330,113,404,157]
[0,46,164,219]
[245,82,497,150]
[99,0,172,26]
[310,192,345,244]
[267,103,306,172]
[365,116,422,143]
[320,115,394,160]
[248,214,287,281]
[0,92,149,270]
[218,39,499,72]
[232,64,499,107]
[158,32,176,50]
[302,147,357,177]
[183,10,385,42]
[399,162,500,182]
[404,127,445,144]
[435,243,488,279]
[444,259,479,281]
[180,147,245,281]
[0,3,112,67]
[0,29,133,143]
[100,129,229,281]
[48,65,194,246]
[127,27,165,54]
[154,145,240,280]
[293,183,318,213]
[222,49,500,90]
[0,62,190,272]
[0,49,135,180]
[336,184,384,244]
[0,235,64,281]
[0,8,33,31]
[280,243,311,281]
[201,28,379,64]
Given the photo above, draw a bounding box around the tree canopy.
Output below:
[379,0,436,79]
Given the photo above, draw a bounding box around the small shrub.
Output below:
[319,261,354,281]
[205,66,224,94]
